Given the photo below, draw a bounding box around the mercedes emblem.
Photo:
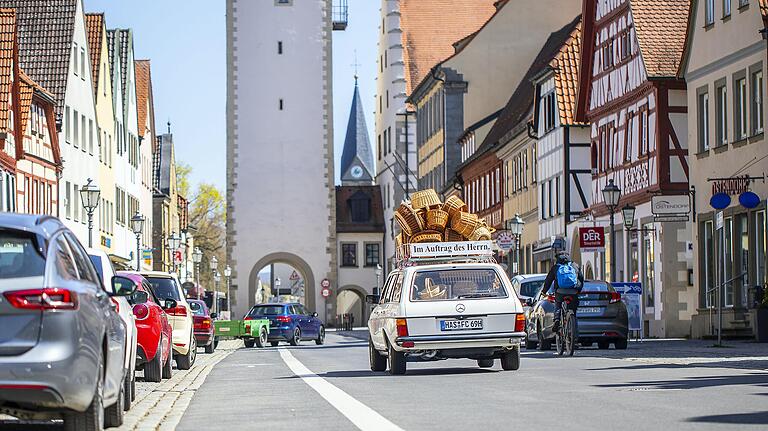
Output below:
[456,303,465,313]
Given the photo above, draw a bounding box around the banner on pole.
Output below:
[612,282,642,331]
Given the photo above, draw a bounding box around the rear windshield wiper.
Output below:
[457,293,499,299]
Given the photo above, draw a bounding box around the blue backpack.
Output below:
[556,262,579,289]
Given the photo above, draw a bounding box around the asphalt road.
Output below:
[177,333,768,431]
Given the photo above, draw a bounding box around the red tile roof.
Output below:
[631,0,690,78]
[18,70,61,166]
[551,20,582,125]
[0,8,16,136]
[399,0,497,94]
[85,13,104,100]
[3,0,78,116]
[134,59,151,137]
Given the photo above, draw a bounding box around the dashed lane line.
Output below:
[278,348,404,431]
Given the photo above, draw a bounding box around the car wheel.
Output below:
[477,359,494,368]
[243,338,256,348]
[144,345,162,383]
[105,371,125,428]
[369,338,387,372]
[130,373,136,401]
[270,341,280,347]
[176,336,196,370]
[500,345,521,371]
[387,342,406,375]
[581,341,594,348]
[289,328,301,346]
[256,328,268,348]
[524,334,538,350]
[315,326,325,345]
[205,339,215,354]
[122,371,132,411]
[65,355,104,431]
[213,337,219,350]
[537,322,552,350]
[162,348,173,379]
[614,338,628,350]
[597,340,610,350]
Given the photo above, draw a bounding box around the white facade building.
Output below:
[227,0,340,320]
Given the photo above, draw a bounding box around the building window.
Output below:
[73,109,79,148]
[275,0,292,5]
[723,0,731,17]
[555,176,561,215]
[739,0,749,8]
[735,76,747,140]
[365,243,380,267]
[532,146,537,182]
[80,48,86,81]
[377,134,382,160]
[72,43,78,76]
[348,192,371,222]
[756,210,767,289]
[724,217,734,307]
[65,106,71,143]
[716,81,728,145]
[619,31,631,61]
[548,180,554,218]
[702,220,715,308]
[386,90,389,108]
[278,41,283,54]
[542,92,556,133]
[89,119,94,154]
[387,126,392,153]
[752,69,764,134]
[384,50,387,69]
[698,90,710,151]
[279,99,284,110]
[341,243,357,267]
[65,181,71,219]
[705,0,715,25]
[81,115,86,152]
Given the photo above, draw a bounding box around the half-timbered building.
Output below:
[15,71,61,216]
[575,0,692,337]
[530,20,592,270]
[0,9,18,213]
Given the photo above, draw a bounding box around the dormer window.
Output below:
[348,191,371,222]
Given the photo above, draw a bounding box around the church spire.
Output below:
[340,76,374,185]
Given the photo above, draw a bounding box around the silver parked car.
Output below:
[0,214,136,430]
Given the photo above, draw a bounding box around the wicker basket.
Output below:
[468,226,492,241]
[451,212,479,237]
[395,203,424,236]
[419,279,447,300]
[411,230,443,243]
[426,209,449,231]
[442,195,468,219]
[411,189,442,210]
[444,229,465,242]
[395,233,404,249]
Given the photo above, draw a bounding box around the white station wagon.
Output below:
[367,241,526,375]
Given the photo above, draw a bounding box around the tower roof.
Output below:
[340,78,374,184]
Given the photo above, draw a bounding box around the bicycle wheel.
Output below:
[565,311,576,356]
[555,318,565,356]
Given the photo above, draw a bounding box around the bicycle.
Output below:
[555,295,577,356]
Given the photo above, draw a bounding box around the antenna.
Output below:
[167,120,171,134]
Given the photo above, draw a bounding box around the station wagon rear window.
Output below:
[0,231,45,279]
[249,305,285,316]
[410,268,507,301]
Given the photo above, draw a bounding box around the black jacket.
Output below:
[540,261,584,297]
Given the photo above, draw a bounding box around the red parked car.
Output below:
[188,299,216,353]
[119,271,174,382]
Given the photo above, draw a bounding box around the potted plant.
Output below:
[757,286,768,343]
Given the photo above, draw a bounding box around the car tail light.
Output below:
[276,315,292,324]
[166,305,187,316]
[396,318,408,337]
[133,304,150,320]
[546,294,556,303]
[609,292,621,304]
[4,288,78,310]
[110,298,120,313]
[514,313,526,332]
[195,318,212,330]
[244,316,253,321]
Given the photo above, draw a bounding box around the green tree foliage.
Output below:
[176,161,192,198]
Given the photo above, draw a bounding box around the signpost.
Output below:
[651,195,691,223]
[578,227,605,252]
[321,286,331,298]
[613,283,643,340]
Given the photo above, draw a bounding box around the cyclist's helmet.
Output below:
[555,251,571,265]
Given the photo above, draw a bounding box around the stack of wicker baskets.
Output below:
[394,189,495,245]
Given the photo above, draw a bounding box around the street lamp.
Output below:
[375,264,382,295]
[192,247,203,297]
[621,204,636,230]
[79,178,100,248]
[506,213,525,276]
[209,256,218,302]
[275,277,281,298]
[213,270,221,315]
[224,265,232,318]
[602,179,622,281]
[130,211,145,271]
[167,232,181,275]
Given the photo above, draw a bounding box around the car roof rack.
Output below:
[394,240,497,269]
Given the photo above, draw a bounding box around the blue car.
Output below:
[245,303,325,346]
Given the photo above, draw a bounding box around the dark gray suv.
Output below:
[0,214,136,430]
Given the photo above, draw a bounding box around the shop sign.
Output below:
[739,191,761,209]
[173,249,183,264]
[495,232,515,252]
[711,175,750,196]
[651,195,690,215]
[653,214,689,223]
[709,193,731,210]
[579,227,605,252]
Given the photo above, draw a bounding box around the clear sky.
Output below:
[84,0,378,190]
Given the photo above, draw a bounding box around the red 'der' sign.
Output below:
[579,227,605,251]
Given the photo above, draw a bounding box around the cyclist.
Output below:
[540,251,584,333]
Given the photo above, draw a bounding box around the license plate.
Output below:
[440,319,483,331]
[577,307,601,315]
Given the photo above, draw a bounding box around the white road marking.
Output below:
[278,348,404,431]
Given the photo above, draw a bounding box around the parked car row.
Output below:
[0,214,218,431]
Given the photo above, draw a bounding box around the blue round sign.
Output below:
[710,193,731,210]
[739,191,761,209]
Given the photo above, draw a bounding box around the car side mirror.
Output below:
[525,298,535,307]
[132,290,149,305]
[210,312,218,319]
[366,294,380,304]
[111,276,137,297]
[163,298,178,310]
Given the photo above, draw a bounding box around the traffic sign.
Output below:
[289,270,300,281]
[496,232,515,252]
[172,250,183,264]
[321,286,331,298]
[321,278,330,288]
